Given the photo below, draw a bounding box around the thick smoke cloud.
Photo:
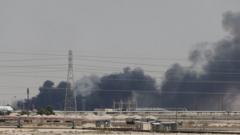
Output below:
[81,67,157,110]
[160,11,240,111]
[76,75,100,97]
[21,11,240,111]
[222,11,240,38]
[30,81,66,110]
[27,67,157,110]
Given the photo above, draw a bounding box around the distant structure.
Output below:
[113,99,137,111]
[27,88,30,114]
[64,50,77,111]
[0,106,14,112]
[81,98,86,111]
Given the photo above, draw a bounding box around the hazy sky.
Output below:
[0,0,239,103]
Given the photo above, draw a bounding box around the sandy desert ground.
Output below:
[0,128,238,135]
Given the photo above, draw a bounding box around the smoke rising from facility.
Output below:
[160,11,240,110]
[82,67,157,110]
[76,75,100,97]
[28,67,157,110]
[25,11,240,111]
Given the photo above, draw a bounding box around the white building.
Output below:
[0,106,14,112]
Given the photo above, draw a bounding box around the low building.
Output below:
[135,121,151,131]
[151,121,177,132]
[96,120,111,128]
[126,117,140,124]
[135,107,168,112]
[0,106,14,115]
[0,106,14,112]
[94,108,113,112]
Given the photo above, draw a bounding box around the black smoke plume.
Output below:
[20,11,240,111]
[78,68,156,110]
[30,80,66,110]
[26,67,157,110]
[160,11,240,111]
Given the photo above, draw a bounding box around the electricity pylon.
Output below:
[64,50,77,112]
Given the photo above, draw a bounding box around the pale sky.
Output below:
[0,0,239,104]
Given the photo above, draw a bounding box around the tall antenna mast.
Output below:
[64,50,77,112]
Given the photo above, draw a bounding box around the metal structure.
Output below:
[81,98,86,111]
[113,99,137,111]
[27,88,29,115]
[64,50,77,112]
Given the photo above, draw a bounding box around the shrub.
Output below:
[37,106,55,115]
[20,110,29,115]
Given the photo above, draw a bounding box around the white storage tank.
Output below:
[0,106,14,112]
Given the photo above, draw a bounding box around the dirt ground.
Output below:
[0,128,238,135]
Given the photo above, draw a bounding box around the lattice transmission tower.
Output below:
[64,50,77,112]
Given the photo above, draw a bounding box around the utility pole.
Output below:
[81,98,86,111]
[64,50,77,112]
[113,101,116,111]
[27,88,29,116]
[221,94,224,111]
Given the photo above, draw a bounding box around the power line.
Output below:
[1,63,240,76]
[0,74,64,79]
[0,64,66,68]
[0,58,65,62]
[0,67,240,84]
[0,69,67,74]
[31,87,240,95]
[74,65,240,75]
[74,54,187,61]
[0,93,26,95]
[0,51,186,61]
[0,58,240,75]
[4,50,240,63]
[75,58,175,67]
[93,90,236,95]
[2,51,240,72]
[73,54,240,63]
[0,87,237,95]
[0,87,237,97]
[0,51,66,57]
[2,71,240,84]
[2,51,240,86]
